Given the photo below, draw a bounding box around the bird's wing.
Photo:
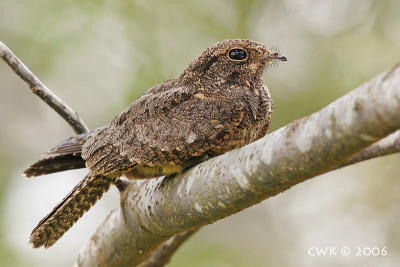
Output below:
[82,86,252,175]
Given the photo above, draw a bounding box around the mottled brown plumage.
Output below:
[24,39,286,248]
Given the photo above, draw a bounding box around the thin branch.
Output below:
[0,41,89,134]
[345,129,400,166]
[76,63,400,266]
[139,230,198,267]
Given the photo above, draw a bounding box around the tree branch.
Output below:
[138,230,198,267]
[76,63,400,266]
[345,129,400,166]
[0,41,89,134]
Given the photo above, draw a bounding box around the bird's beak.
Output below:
[266,52,287,62]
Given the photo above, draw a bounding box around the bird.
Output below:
[24,39,287,248]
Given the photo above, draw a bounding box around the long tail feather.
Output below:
[24,154,86,177]
[30,173,117,248]
[24,133,90,177]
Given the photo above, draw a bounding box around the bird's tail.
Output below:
[23,132,91,177]
[30,172,117,248]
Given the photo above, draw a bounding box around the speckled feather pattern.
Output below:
[29,173,117,248]
[26,39,282,248]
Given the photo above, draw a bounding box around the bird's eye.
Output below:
[228,48,248,61]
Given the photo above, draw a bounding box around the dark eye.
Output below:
[228,48,248,61]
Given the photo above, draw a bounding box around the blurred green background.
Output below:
[1,0,400,266]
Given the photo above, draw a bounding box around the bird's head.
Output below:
[181,39,287,85]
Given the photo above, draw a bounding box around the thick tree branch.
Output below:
[0,41,89,134]
[76,63,400,266]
